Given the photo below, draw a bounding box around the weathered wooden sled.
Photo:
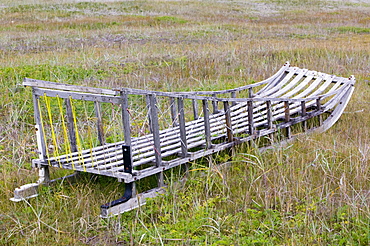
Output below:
[12,62,355,217]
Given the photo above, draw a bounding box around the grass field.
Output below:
[0,0,369,245]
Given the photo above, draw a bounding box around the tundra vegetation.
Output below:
[0,0,369,245]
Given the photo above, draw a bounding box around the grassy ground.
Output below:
[0,0,369,245]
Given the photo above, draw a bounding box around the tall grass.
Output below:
[0,0,369,245]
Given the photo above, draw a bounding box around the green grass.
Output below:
[0,0,369,245]
[333,26,370,34]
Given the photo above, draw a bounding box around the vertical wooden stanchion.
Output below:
[202,99,212,149]
[284,101,291,139]
[231,91,236,106]
[121,92,131,146]
[212,93,219,114]
[247,100,254,135]
[33,92,50,182]
[94,101,105,146]
[192,99,199,120]
[65,97,78,153]
[301,100,307,132]
[178,97,188,157]
[170,97,178,127]
[145,95,152,132]
[223,101,233,142]
[266,100,274,143]
[64,96,80,175]
[248,88,253,98]
[316,98,323,126]
[120,92,135,195]
[148,94,163,187]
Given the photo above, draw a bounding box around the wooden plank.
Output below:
[24,78,118,95]
[256,68,293,97]
[33,88,122,104]
[269,68,309,98]
[100,187,166,218]
[319,84,355,132]
[280,72,315,98]
[291,76,324,99]
[306,74,335,97]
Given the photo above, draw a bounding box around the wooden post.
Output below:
[169,97,178,127]
[148,94,163,187]
[33,92,50,182]
[202,99,212,149]
[223,101,233,142]
[266,100,273,129]
[94,101,105,146]
[247,100,254,135]
[212,93,219,114]
[145,95,152,132]
[33,93,47,160]
[178,97,188,157]
[121,92,131,146]
[231,91,236,106]
[192,99,199,120]
[65,97,78,153]
[316,98,323,126]
[301,100,307,131]
[266,100,274,142]
[248,88,253,98]
[284,101,291,138]
[122,145,136,198]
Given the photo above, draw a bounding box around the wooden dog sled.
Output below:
[11,62,355,217]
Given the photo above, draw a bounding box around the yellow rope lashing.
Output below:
[83,101,95,169]
[56,95,75,170]
[43,94,62,168]
[69,97,87,172]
